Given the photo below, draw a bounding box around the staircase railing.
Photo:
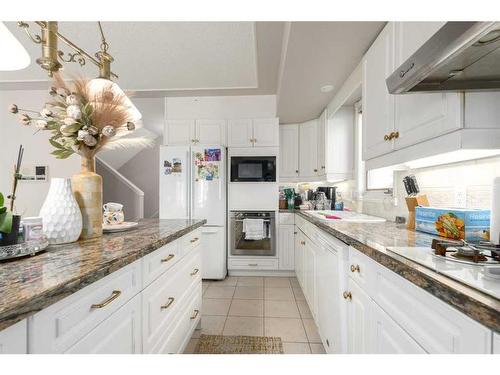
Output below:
[96,157,144,221]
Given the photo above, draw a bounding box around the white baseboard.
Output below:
[228,270,295,277]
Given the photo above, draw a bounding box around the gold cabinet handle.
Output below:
[248,263,258,266]
[350,264,360,273]
[190,268,199,276]
[91,290,121,309]
[161,297,175,310]
[300,240,306,245]
[161,254,175,263]
[393,131,399,139]
[384,134,390,141]
[190,309,200,320]
[190,237,199,243]
[313,169,318,172]
[295,170,299,174]
[343,291,352,301]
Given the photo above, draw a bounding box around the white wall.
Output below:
[165,95,276,120]
[0,89,80,216]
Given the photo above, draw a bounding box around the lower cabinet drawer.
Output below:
[65,294,142,354]
[142,240,181,287]
[154,283,202,354]
[228,257,279,270]
[181,228,202,256]
[142,246,201,352]
[0,319,27,354]
[348,246,376,295]
[372,262,492,354]
[29,260,142,353]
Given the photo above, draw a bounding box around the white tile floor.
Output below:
[183,276,326,354]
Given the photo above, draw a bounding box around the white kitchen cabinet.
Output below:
[362,22,395,160]
[327,106,354,181]
[253,118,279,147]
[371,302,426,354]
[393,22,462,150]
[278,224,295,271]
[29,260,142,354]
[294,229,305,289]
[315,244,342,353]
[165,120,195,145]
[303,238,318,320]
[0,319,27,354]
[279,124,299,180]
[195,119,226,145]
[299,119,319,179]
[346,277,372,354]
[228,118,279,147]
[65,294,142,354]
[316,109,327,178]
[494,333,500,354]
[165,119,226,146]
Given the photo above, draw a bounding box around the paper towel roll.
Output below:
[491,177,500,245]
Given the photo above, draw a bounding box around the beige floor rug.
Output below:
[194,334,284,354]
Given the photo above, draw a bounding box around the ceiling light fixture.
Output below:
[17,21,118,80]
[320,84,334,93]
[0,22,30,71]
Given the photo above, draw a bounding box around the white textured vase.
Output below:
[39,178,83,245]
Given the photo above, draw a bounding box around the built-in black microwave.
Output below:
[230,156,277,182]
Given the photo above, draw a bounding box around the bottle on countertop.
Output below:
[334,191,344,211]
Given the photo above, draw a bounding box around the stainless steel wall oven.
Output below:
[229,211,276,256]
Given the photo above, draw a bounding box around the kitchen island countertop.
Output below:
[0,218,206,331]
[295,210,500,332]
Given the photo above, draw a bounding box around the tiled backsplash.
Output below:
[280,155,500,222]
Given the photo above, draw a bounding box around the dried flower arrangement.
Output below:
[9,73,154,160]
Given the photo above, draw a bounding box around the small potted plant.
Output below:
[0,192,20,246]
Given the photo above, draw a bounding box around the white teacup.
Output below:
[103,202,123,213]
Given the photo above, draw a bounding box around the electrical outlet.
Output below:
[454,186,467,208]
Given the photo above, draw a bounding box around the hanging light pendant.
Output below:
[0,22,30,71]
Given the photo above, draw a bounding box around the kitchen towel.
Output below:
[490,177,500,245]
[243,218,265,240]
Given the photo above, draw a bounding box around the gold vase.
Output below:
[72,156,103,240]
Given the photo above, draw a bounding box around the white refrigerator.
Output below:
[159,145,226,279]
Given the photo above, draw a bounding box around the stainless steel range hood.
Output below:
[386,22,500,94]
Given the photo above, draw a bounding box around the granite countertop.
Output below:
[295,211,500,332]
[0,218,206,331]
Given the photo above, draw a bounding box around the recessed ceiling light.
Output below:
[320,84,334,93]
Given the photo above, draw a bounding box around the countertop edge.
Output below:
[0,219,206,332]
[295,211,500,333]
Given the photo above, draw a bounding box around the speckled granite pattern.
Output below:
[0,218,205,331]
[295,211,500,332]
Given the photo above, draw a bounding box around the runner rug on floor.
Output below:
[194,334,284,354]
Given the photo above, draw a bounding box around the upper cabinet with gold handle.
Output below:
[343,291,352,301]
[350,264,360,273]
[91,290,121,309]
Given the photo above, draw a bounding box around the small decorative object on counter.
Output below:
[39,178,82,245]
[102,202,125,225]
[9,73,153,240]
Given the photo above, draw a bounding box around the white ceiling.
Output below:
[277,22,385,123]
[0,21,384,123]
